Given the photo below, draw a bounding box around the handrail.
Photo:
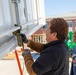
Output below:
[0,36,14,46]
[0,37,17,59]
[21,18,41,29]
[0,26,20,38]
[0,18,42,39]
[21,24,44,37]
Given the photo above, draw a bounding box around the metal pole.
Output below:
[12,0,20,25]
[35,0,39,24]
[24,0,28,22]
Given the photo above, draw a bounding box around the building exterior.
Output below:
[46,12,76,31]
[31,12,76,43]
[31,29,47,43]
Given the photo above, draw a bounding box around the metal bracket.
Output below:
[13,29,23,46]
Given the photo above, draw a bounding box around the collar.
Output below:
[44,40,64,49]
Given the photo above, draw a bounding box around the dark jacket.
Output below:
[70,46,76,75]
[32,40,69,75]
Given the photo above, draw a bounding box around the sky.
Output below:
[44,0,76,17]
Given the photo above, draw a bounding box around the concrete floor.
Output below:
[0,58,29,75]
[0,57,71,75]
